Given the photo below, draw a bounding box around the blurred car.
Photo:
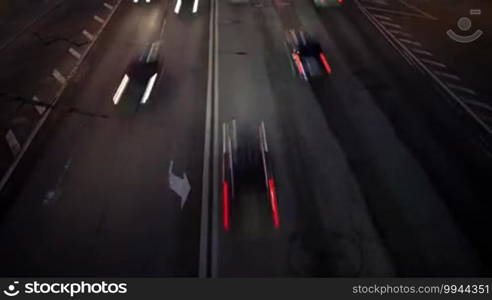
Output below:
[286,30,332,80]
[133,0,151,3]
[314,0,343,8]
[222,120,280,232]
[112,42,161,106]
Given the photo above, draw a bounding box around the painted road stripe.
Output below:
[434,71,460,81]
[380,21,402,29]
[421,58,446,68]
[356,0,492,136]
[32,95,46,115]
[0,0,124,193]
[82,30,94,41]
[411,48,433,56]
[388,29,412,38]
[193,0,200,13]
[199,0,217,278]
[5,130,21,156]
[104,2,114,10]
[397,0,438,20]
[446,83,477,95]
[398,38,422,47]
[174,0,182,14]
[94,15,105,24]
[364,6,434,19]
[52,69,66,85]
[357,1,415,67]
[374,14,392,21]
[374,15,393,21]
[463,99,492,112]
[68,47,82,59]
[211,0,220,278]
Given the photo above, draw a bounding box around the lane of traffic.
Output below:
[0,0,210,276]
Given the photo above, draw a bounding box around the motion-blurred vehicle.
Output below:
[222,120,280,232]
[314,0,343,8]
[132,0,151,3]
[113,42,161,106]
[286,30,332,80]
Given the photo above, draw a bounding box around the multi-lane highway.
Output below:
[0,0,491,277]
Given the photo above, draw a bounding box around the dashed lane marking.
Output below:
[446,83,477,96]
[420,58,447,68]
[411,48,433,56]
[104,3,114,10]
[52,69,67,85]
[68,47,82,59]
[82,30,94,41]
[397,38,422,47]
[388,29,413,38]
[94,15,105,24]
[434,71,460,81]
[380,21,402,29]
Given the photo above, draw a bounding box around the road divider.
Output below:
[199,0,218,278]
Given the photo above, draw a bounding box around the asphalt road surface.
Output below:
[0,0,209,276]
[0,0,491,277]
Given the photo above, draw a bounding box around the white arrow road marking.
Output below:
[169,160,191,210]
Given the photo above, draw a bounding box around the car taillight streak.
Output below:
[223,181,230,231]
[319,53,332,74]
[268,178,280,229]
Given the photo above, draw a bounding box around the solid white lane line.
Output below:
[211,0,220,278]
[421,58,446,68]
[199,0,216,278]
[68,47,82,59]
